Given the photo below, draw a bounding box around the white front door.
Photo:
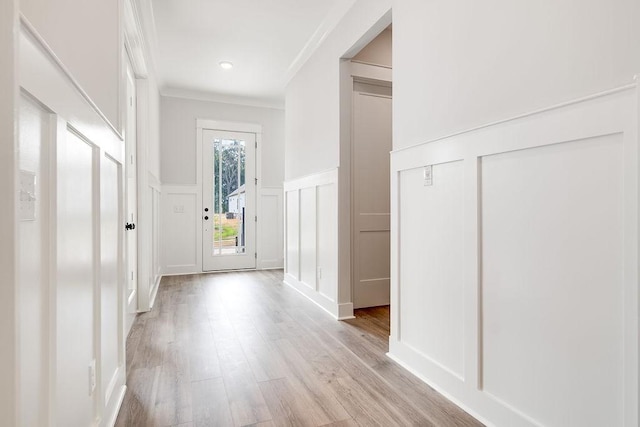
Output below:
[202,129,256,271]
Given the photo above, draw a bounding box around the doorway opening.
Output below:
[340,23,392,331]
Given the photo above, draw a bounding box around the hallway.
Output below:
[115,271,482,426]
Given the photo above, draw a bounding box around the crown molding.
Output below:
[283,0,357,86]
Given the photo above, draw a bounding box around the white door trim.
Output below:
[124,55,138,329]
[196,119,262,273]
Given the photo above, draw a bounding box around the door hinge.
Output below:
[255,141,257,149]
[255,253,257,259]
[254,177,258,185]
[255,215,257,222]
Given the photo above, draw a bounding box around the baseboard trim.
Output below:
[386,348,492,427]
[337,302,355,320]
[148,274,161,310]
[162,264,199,276]
[283,276,340,320]
[105,385,127,427]
[257,259,285,269]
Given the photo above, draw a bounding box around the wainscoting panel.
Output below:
[389,85,638,427]
[300,186,318,289]
[285,188,300,278]
[18,92,50,427]
[150,181,162,303]
[100,153,123,415]
[399,160,465,380]
[161,186,198,275]
[258,187,284,269]
[57,125,96,427]
[481,134,624,426]
[284,169,343,318]
[317,183,338,302]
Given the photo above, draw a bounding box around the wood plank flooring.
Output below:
[115,270,483,427]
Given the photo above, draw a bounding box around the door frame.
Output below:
[196,119,262,273]
[123,54,138,321]
[337,11,392,319]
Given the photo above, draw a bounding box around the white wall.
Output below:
[284,0,392,181]
[160,96,285,273]
[393,0,640,149]
[18,21,128,426]
[389,1,640,425]
[0,0,17,425]
[283,0,392,318]
[21,0,122,131]
[161,96,284,186]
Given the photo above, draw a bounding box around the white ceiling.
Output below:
[147,0,354,106]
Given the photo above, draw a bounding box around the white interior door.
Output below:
[352,82,392,308]
[125,59,138,311]
[202,129,256,271]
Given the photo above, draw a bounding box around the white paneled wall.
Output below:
[162,186,284,274]
[284,169,351,319]
[389,85,639,427]
[18,22,126,427]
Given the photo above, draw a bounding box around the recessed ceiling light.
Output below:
[219,61,233,70]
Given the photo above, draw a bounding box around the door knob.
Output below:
[125,222,136,231]
[204,216,209,220]
[204,208,209,212]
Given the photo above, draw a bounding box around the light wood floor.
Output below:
[115,270,482,427]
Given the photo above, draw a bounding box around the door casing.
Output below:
[201,129,256,271]
[124,56,138,319]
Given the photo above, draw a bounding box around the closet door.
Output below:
[352,82,392,308]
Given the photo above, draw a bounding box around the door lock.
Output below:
[204,216,209,220]
[125,222,136,231]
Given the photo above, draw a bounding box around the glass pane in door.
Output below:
[211,138,246,256]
